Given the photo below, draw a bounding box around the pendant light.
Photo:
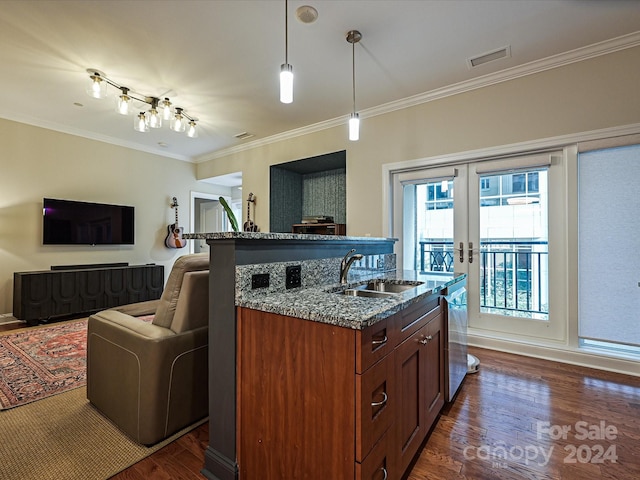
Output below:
[160,97,172,120]
[116,87,131,115]
[145,97,162,128]
[280,0,293,104]
[171,107,187,132]
[346,30,362,141]
[134,112,148,132]
[86,70,107,99]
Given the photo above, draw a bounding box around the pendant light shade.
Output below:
[134,112,148,132]
[346,30,362,142]
[116,87,131,115]
[279,0,294,104]
[280,63,293,104]
[160,97,172,120]
[187,120,198,138]
[86,70,107,99]
[171,107,187,132]
[145,98,162,128]
[349,113,360,141]
[146,109,162,128]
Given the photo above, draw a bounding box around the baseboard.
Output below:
[468,333,640,378]
[0,314,22,325]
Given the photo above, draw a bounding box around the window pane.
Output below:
[578,144,640,349]
[412,182,454,274]
[479,169,549,320]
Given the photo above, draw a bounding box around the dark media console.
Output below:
[13,263,164,325]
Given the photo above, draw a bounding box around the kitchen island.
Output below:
[181,232,464,480]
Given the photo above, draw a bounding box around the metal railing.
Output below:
[418,240,548,316]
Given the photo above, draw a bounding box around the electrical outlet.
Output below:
[285,265,302,289]
[251,273,270,289]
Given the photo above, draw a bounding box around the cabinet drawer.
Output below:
[397,293,441,342]
[356,427,395,480]
[356,314,398,374]
[356,352,395,462]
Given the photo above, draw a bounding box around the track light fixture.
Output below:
[346,30,362,141]
[85,68,198,138]
[280,0,294,104]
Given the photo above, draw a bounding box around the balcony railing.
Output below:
[418,240,548,317]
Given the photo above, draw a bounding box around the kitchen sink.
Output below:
[359,279,424,293]
[336,279,424,298]
[340,288,397,298]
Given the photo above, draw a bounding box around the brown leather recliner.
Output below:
[87,253,209,445]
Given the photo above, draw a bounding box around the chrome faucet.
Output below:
[340,249,364,284]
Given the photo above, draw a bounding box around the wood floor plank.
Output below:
[3,320,636,480]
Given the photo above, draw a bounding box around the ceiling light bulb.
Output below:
[349,112,360,141]
[116,88,131,115]
[146,108,162,128]
[134,112,148,132]
[86,73,107,99]
[187,121,198,138]
[280,63,293,104]
[171,108,186,132]
[160,98,172,120]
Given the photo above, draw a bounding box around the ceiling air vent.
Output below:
[234,132,254,140]
[467,45,511,69]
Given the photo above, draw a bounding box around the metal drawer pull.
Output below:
[371,391,388,408]
[380,467,388,480]
[419,335,433,345]
[371,334,388,346]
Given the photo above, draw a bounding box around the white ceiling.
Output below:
[1,0,639,163]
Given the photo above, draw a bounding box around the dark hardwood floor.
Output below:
[3,321,637,479]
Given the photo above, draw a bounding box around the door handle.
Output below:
[459,241,464,263]
[468,242,473,264]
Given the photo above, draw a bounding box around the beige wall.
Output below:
[197,46,640,237]
[0,120,221,314]
[3,46,638,316]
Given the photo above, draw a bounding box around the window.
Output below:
[578,144,640,355]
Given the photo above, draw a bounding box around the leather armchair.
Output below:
[87,253,209,445]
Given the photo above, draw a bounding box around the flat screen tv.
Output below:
[43,198,135,245]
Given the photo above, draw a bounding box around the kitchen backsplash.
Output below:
[235,253,396,303]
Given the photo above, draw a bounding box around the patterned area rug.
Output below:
[0,315,154,410]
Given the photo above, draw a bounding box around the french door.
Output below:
[392,152,566,341]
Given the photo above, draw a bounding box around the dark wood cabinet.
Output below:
[395,308,444,474]
[236,291,444,480]
[291,223,346,235]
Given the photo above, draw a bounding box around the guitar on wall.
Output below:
[243,192,259,232]
[165,197,187,248]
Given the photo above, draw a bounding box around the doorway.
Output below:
[190,192,238,253]
[392,151,565,341]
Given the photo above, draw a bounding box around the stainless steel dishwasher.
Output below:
[444,279,468,402]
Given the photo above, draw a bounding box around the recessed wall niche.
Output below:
[270,150,346,233]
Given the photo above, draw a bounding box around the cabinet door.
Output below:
[395,325,427,474]
[423,313,444,429]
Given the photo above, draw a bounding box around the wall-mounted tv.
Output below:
[43,198,135,245]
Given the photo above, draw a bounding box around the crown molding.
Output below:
[197,31,640,163]
[0,111,192,162]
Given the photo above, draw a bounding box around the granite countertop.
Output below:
[182,231,397,242]
[237,271,466,330]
